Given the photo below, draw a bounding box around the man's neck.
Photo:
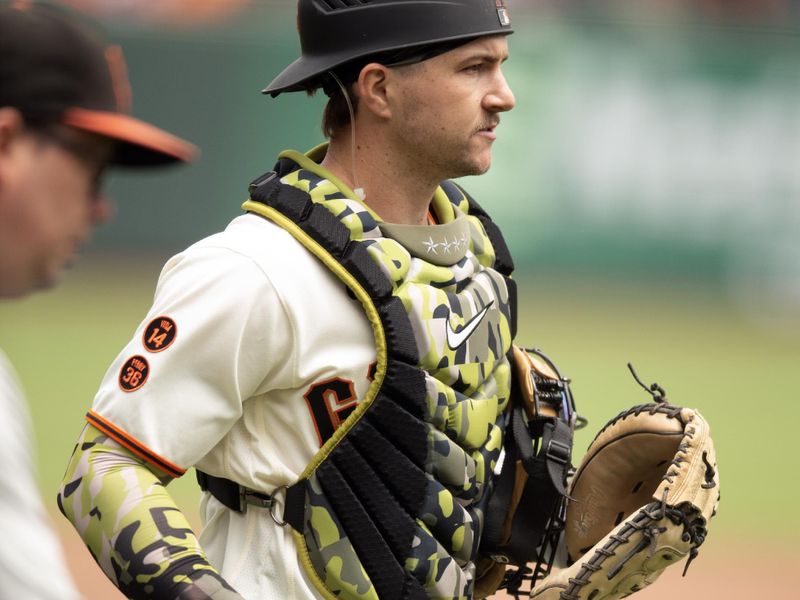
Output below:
[321,133,439,226]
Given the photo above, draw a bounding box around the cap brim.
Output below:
[62,108,198,167]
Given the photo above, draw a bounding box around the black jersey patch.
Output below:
[142,316,177,353]
[119,355,149,392]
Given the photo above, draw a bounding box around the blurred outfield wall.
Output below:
[62,0,800,330]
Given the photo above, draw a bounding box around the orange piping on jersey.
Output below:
[85,410,185,479]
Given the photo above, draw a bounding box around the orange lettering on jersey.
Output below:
[304,377,358,447]
[367,362,378,382]
[142,316,177,353]
[119,355,150,392]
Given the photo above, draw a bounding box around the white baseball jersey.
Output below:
[0,350,83,600]
[89,213,376,599]
[86,146,515,599]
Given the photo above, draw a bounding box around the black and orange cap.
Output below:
[0,1,197,166]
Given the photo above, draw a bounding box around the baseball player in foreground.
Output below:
[59,2,719,600]
[0,1,195,598]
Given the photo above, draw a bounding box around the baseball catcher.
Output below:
[52,0,718,597]
[527,365,720,600]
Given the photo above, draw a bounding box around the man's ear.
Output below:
[355,63,393,120]
[0,107,25,156]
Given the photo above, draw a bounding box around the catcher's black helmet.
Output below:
[262,0,514,97]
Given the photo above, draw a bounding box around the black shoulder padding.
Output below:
[302,203,352,257]
[403,582,431,600]
[379,297,419,364]
[341,242,394,299]
[348,417,428,515]
[248,170,278,195]
[381,361,427,419]
[365,395,429,468]
[506,276,518,340]
[480,218,515,275]
[249,176,313,224]
[331,439,418,560]
[247,174,391,298]
[315,460,411,600]
[274,156,299,177]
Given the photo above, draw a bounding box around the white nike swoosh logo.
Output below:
[445,300,494,350]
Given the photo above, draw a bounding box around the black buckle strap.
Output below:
[514,415,572,498]
[479,347,579,579]
[482,407,572,566]
[195,471,276,516]
[546,439,571,466]
[248,170,278,196]
[196,470,307,532]
[539,420,573,497]
[196,470,244,512]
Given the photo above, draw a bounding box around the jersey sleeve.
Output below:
[88,241,294,476]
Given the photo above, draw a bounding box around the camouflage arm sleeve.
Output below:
[57,424,244,600]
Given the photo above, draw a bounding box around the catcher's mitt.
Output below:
[530,368,720,600]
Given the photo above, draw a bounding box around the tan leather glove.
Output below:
[530,401,720,600]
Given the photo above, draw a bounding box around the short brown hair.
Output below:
[322,87,359,138]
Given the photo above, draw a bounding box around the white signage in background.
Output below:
[548,59,800,244]
[559,64,800,326]
[474,34,800,326]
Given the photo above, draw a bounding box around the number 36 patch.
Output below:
[119,355,149,392]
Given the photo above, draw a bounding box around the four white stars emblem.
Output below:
[423,233,469,256]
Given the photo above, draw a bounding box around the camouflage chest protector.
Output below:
[238,152,518,600]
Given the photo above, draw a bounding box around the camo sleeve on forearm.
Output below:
[57,424,243,600]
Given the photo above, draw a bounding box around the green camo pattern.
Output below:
[304,475,380,600]
[58,425,237,599]
[278,149,513,600]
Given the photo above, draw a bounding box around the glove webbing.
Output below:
[559,499,707,600]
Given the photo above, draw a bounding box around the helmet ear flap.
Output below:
[263,0,514,96]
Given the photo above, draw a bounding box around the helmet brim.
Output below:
[262,29,512,97]
[262,0,514,97]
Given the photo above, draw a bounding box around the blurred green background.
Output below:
[1,0,798,580]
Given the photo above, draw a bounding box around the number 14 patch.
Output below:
[142,316,177,353]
